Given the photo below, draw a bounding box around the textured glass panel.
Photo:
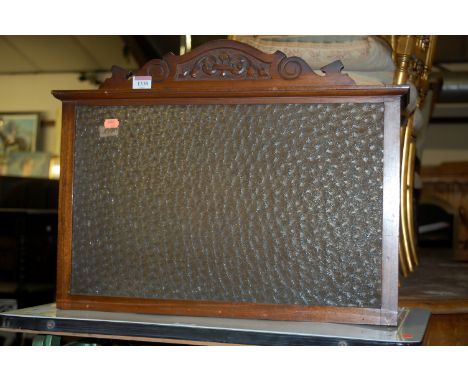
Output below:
[71,103,384,307]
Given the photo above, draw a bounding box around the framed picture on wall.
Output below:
[0,113,40,156]
[0,113,41,177]
[5,152,52,178]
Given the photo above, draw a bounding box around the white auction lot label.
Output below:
[132,76,152,89]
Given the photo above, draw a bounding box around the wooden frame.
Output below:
[53,40,408,326]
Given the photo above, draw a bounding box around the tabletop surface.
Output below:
[0,303,430,345]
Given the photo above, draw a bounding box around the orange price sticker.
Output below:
[104,119,120,129]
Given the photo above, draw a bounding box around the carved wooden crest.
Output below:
[100,39,355,89]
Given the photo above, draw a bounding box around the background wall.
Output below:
[422,122,468,165]
[421,99,468,166]
[0,36,135,158]
[0,73,99,155]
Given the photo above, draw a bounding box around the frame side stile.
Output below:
[56,101,76,308]
[381,97,401,325]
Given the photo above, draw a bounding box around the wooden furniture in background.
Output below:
[53,40,407,326]
[420,161,468,261]
[0,176,58,309]
[422,313,468,345]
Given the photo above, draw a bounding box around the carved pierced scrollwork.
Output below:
[99,39,356,89]
[177,49,271,80]
[139,59,169,82]
[278,57,307,80]
[320,60,345,74]
[99,65,132,88]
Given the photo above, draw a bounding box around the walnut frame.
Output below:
[53,40,407,326]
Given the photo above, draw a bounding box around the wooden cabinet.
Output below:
[53,40,408,326]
